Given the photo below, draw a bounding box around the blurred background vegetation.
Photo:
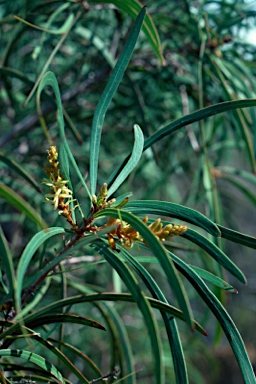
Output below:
[0,0,256,383]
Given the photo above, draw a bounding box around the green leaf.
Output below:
[98,303,136,383]
[32,3,73,60]
[14,278,51,321]
[26,313,106,331]
[108,99,256,186]
[0,226,16,301]
[1,325,90,384]
[180,99,256,136]
[125,252,236,294]
[168,251,256,384]
[190,266,237,293]
[0,349,64,383]
[0,293,206,342]
[0,152,41,193]
[94,240,165,384]
[218,225,256,249]
[0,66,34,86]
[31,335,90,384]
[62,279,136,383]
[125,200,221,236]
[24,12,77,107]
[15,227,66,313]
[107,124,144,198]
[37,71,91,199]
[120,247,188,384]
[87,0,164,64]
[0,183,47,229]
[182,228,246,283]
[210,56,255,172]
[89,7,146,196]
[94,208,194,329]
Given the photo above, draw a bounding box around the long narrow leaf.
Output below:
[0,293,206,341]
[14,278,51,321]
[37,71,91,199]
[15,227,66,313]
[94,240,165,384]
[0,349,64,383]
[210,56,255,172]
[0,183,47,229]
[1,326,90,384]
[94,208,194,329]
[218,224,256,249]
[88,0,164,64]
[120,246,188,384]
[64,279,136,383]
[26,313,106,331]
[190,266,237,293]
[0,152,41,192]
[130,253,237,293]
[182,228,246,283]
[108,99,256,186]
[168,251,256,384]
[125,200,221,236]
[220,175,256,206]
[89,7,146,196]
[0,226,16,301]
[107,124,144,198]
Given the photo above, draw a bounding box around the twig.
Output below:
[90,368,120,383]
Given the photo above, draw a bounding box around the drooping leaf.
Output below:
[0,349,64,383]
[63,278,136,383]
[0,293,205,342]
[94,240,165,384]
[26,313,106,331]
[94,208,194,329]
[120,246,188,384]
[218,224,256,249]
[168,250,256,384]
[124,200,221,236]
[182,228,246,283]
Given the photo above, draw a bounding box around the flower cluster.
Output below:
[91,183,116,213]
[147,218,187,241]
[43,146,78,230]
[106,216,187,250]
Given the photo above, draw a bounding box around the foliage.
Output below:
[0,0,256,383]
